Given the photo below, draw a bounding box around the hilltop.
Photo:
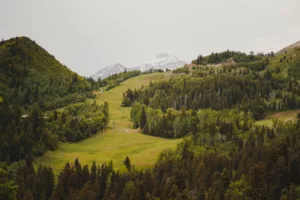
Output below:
[0,36,91,109]
[276,40,300,55]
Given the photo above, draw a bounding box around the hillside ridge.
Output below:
[276,40,300,55]
[0,36,91,109]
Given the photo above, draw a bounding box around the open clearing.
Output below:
[36,72,182,174]
[255,109,300,126]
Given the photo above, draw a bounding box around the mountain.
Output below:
[133,53,186,72]
[0,36,91,109]
[91,63,126,80]
[91,53,186,80]
[277,40,300,55]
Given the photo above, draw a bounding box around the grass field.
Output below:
[35,72,182,174]
[255,109,300,126]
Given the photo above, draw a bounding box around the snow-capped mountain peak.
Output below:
[91,63,126,80]
[139,53,186,72]
[91,53,186,79]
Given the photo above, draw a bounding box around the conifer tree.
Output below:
[124,156,132,171]
[140,106,147,130]
[90,161,97,184]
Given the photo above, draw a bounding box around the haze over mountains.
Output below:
[91,53,186,80]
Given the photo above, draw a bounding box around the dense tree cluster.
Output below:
[0,155,55,200]
[121,88,139,107]
[0,167,17,200]
[124,73,300,121]
[192,50,274,65]
[47,101,109,142]
[6,116,300,200]
[0,100,109,162]
[131,105,254,139]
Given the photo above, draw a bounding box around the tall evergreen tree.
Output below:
[124,156,132,171]
[140,106,147,130]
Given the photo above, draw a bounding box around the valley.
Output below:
[2,0,300,198]
[35,72,182,174]
[2,36,300,200]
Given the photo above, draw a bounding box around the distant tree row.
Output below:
[192,50,275,65]
[123,72,300,120]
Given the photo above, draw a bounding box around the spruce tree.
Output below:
[140,106,147,130]
[123,156,132,171]
[90,161,97,184]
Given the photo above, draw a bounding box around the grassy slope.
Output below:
[255,109,300,126]
[36,72,181,174]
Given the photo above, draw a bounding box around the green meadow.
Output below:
[35,72,182,174]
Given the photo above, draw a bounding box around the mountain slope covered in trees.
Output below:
[126,46,300,139]
[0,37,92,110]
[0,37,112,162]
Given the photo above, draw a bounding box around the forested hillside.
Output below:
[0,37,111,199]
[0,37,93,110]
[126,46,300,140]
[2,40,300,200]
[0,99,109,162]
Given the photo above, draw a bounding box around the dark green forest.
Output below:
[5,114,300,200]
[2,36,300,200]
[0,37,96,110]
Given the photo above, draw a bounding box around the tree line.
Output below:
[3,111,300,199]
[0,100,109,162]
[123,72,300,121]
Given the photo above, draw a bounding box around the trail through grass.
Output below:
[36,72,182,174]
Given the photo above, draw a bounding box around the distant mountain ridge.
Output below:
[91,53,186,80]
[91,63,126,80]
[136,52,186,72]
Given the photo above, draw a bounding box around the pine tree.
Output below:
[103,101,109,119]
[124,156,132,171]
[90,161,97,184]
[190,111,198,141]
[140,106,147,130]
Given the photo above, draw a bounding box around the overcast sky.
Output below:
[1,0,300,76]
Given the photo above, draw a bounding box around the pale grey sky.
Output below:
[1,0,300,76]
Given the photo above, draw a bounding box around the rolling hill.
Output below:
[0,36,91,109]
[276,40,300,55]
